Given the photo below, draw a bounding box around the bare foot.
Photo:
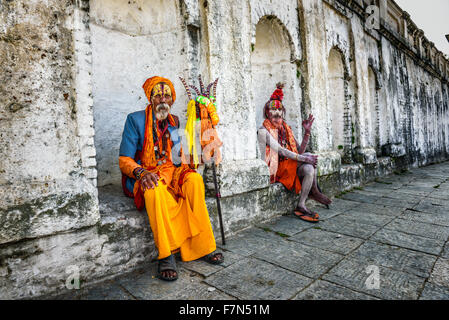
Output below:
[310,188,332,205]
[161,270,177,279]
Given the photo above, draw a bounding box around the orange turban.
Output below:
[142,76,176,104]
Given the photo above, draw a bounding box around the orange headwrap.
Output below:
[142,76,176,104]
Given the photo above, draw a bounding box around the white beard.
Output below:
[155,103,170,121]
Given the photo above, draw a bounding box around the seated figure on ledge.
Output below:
[257,83,332,223]
[118,76,223,281]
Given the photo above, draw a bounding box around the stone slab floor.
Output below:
[48,162,449,300]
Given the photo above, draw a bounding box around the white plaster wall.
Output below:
[91,0,190,186]
[251,17,302,140]
[300,0,332,155]
[382,38,405,146]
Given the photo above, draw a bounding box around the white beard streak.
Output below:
[155,103,170,121]
[269,109,283,118]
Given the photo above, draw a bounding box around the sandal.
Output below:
[293,207,319,223]
[158,254,178,281]
[202,251,224,265]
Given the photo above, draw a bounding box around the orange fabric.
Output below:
[142,76,176,103]
[276,159,302,194]
[199,104,223,165]
[140,75,177,171]
[169,165,196,200]
[119,156,141,178]
[121,76,217,262]
[121,104,178,210]
[144,172,216,261]
[140,102,177,171]
[130,103,178,209]
[263,119,299,185]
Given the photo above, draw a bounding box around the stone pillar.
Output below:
[0,0,102,299]
[0,0,99,246]
[402,12,410,42]
[300,0,341,175]
[198,0,271,235]
[417,30,425,58]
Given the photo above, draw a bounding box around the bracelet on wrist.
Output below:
[134,167,146,180]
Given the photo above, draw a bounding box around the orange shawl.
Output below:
[263,119,298,183]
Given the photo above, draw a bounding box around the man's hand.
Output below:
[303,154,318,168]
[141,172,159,191]
[302,114,315,133]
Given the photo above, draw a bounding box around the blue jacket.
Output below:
[119,109,181,194]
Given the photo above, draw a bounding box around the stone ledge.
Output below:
[316,151,341,176]
[206,182,299,238]
[353,147,378,165]
[203,159,270,198]
[318,156,396,196]
[0,185,156,300]
[98,181,297,245]
[0,190,100,246]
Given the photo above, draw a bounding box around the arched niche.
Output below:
[367,66,380,154]
[327,47,352,163]
[90,0,188,187]
[251,15,302,144]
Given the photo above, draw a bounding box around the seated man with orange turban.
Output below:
[257,83,332,223]
[119,76,223,281]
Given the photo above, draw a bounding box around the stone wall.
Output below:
[1,0,448,299]
[0,0,101,298]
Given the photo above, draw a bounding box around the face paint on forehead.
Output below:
[152,83,172,98]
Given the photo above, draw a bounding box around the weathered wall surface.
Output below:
[0,0,99,244]
[0,0,102,298]
[1,0,448,299]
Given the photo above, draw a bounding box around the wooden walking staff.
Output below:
[179,76,226,245]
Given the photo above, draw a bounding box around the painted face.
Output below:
[268,109,283,129]
[151,83,173,121]
[152,83,172,99]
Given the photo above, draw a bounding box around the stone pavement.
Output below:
[50,162,449,300]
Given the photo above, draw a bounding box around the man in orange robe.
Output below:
[257,83,332,223]
[119,76,223,281]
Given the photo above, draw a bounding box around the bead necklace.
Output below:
[152,117,170,166]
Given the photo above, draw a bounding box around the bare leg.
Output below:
[296,163,315,213]
[309,167,332,206]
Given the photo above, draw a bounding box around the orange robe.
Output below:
[263,119,302,194]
